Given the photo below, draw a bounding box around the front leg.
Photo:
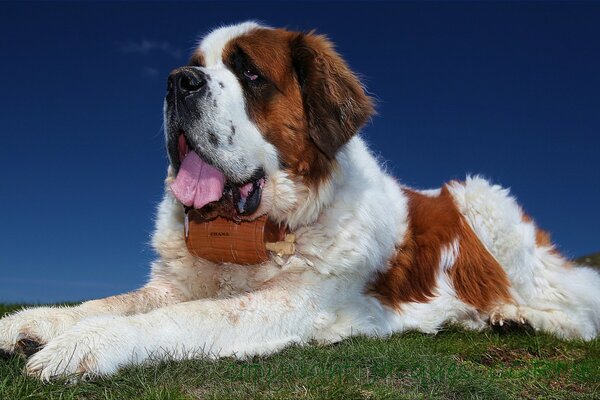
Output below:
[0,278,187,357]
[26,276,331,380]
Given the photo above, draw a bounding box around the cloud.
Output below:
[119,39,183,59]
[142,66,160,78]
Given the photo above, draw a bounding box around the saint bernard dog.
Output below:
[1,21,599,380]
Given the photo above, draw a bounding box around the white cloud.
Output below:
[142,66,160,78]
[119,39,183,59]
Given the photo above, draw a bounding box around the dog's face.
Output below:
[164,22,374,226]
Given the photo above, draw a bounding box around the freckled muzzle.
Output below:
[169,131,266,218]
[165,67,211,170]
[165,66,266,218]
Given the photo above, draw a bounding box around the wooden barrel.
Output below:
[184,213,286,265]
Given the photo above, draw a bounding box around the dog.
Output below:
[1,21,599,381]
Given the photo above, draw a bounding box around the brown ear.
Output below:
[291,32,375,159]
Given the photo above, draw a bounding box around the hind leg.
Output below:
[489,298,593,339]
[515,306,584,339]
[488,302,588,339]
[488,303,526,327]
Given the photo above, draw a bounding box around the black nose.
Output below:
[168,67,207,96]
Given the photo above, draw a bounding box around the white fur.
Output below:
[186,64,280,182]
[1,23,598,380]
[447,177,600,339]
[199,21,264,66]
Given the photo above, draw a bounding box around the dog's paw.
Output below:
[489,304,529,332]
[25,316,139,381]
[0,348,13,360]
[0,307,82,357]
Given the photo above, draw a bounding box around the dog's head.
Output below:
[164,22,374,227]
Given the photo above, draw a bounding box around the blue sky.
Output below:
[1,2,599,303]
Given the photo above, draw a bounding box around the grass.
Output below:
[576,252,600,269]
[1,304,599,399]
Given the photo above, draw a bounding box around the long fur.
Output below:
[0,22,598,381]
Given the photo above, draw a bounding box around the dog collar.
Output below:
[184,210,295,265]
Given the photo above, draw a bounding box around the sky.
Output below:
[1,1,599,303]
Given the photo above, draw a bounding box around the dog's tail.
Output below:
[555,259,600,340]
[525,247,600,340]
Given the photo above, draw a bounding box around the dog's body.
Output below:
[1,22,599,380]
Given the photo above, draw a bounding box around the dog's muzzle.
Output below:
[165,67,210,171]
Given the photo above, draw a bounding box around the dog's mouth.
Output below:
[170,133,265,217]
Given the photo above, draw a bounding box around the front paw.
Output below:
[0,307,82,356]
[26,316,140,380]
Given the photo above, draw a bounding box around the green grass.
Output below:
[576,252,600,269]
[1,304,599,399]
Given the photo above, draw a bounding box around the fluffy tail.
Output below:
[554,262,600,340]
[522,246,600,340]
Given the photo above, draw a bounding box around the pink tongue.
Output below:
[170,152,225,209]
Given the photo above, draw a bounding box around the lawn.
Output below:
[1,304,599,399]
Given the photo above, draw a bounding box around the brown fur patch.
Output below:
[189,50,205,67]
[521,213,569,265]
[521,213,553,248]
[449,211,513,310]
[535,228,553,248]
[372,186,512,312]
[222,28,374,186]
[290,32,375,160]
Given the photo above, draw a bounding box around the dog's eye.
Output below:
[243,70,259,82]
